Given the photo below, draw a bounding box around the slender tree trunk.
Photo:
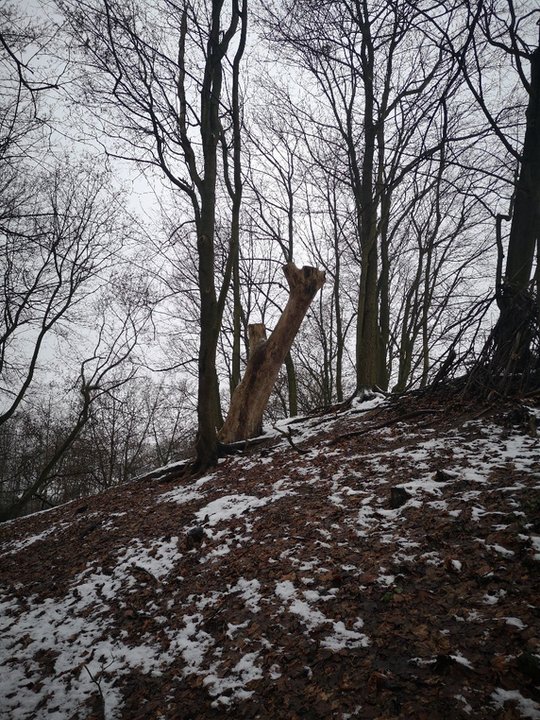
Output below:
[334,264,344,404]
[420,241,433,388]
[194,0,239,469]
[355,46,381,389]
[231,252,242,393]
[330,187,344,403]
[395,256,423,392]
[225,0,247,395]
[219,263,325,442]
[195,204,222,467]
[356,230,379,387]
[377,191,392,390]
[284,351,298,416]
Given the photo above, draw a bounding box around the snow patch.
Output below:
[491,688,540,719]
[196,492,287,526]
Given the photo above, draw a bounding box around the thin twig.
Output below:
[84,664,106,719]
[273,425,309,454]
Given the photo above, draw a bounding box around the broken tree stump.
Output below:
[219,263,325,443]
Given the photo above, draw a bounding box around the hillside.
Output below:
[1,392,540,719]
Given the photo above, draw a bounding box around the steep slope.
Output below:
[1,394,540,719]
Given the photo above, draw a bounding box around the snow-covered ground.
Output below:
[1,395,540,718]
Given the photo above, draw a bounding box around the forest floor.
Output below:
[1,390,540,719]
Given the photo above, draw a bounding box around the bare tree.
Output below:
[427,0,540,392]
[63,376,193,495]
[0,5,161,520]
[0,167,124,427]
[479,5,540,387]
[260,0,460,391]
[56,0,248,469]
[0,289,148,521]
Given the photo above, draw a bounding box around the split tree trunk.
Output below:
[219,263,325,443]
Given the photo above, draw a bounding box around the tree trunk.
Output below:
[464,41,539,395]
[503,45,540,299]
[231,253,242,393]
[489,43,540,383]
[284,351,298,416]
[219,263,325,443]
[194,202,221,470]
[355,55,382,390]
[356,233,379,388]
[377,190,392,390]
[193,0,236,470]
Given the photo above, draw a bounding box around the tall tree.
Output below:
[490,17,539,382]
[435,0,540,391]
[0,7,130,429]
[57,0,248,468]
[260,0,457,391]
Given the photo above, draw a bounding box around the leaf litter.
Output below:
[1,393,540,719]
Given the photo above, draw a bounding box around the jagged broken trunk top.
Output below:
[219,263,325,443]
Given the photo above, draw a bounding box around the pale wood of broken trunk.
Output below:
[219,263,325,443]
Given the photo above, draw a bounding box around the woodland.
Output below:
[1,0,539,520]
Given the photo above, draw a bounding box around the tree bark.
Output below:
[502,45,540,298]
[219,263,325,443]
[488,43,540,382]
[354,27,382,391]
[193,0,243,470]
[284,351,298,416]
